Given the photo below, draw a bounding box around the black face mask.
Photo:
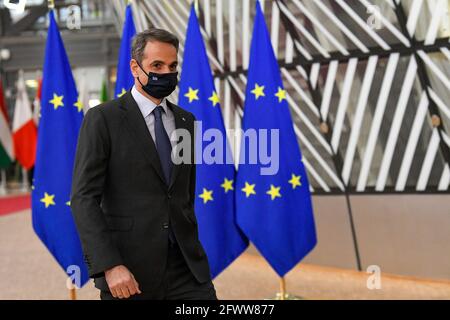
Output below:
[136,62,178,99]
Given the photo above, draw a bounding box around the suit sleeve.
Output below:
[71,107,123,278]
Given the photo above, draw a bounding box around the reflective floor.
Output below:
[0,207,449,300]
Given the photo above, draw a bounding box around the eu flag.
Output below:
[32,11,88,286]
[114,4,136,98]
[178,5,248,278]
[236,2,317,277]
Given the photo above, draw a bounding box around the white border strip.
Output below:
[359,0,411,47]
[438,164,450,191]
[302,157,331,192]
[271,1,280,58]
[331,58,358,152]
[229,0,237,71]
[286,93,333,155]
[320,60,339,121]
[282,67,320,117]
[424,0,446,45]
[292,0,349,55]
[428,87,450,120]
[278,1,330,58]
[417,50,450,91]
[342,55,379,185]
[406,0,424,37]
[416,128,440,191]
[295,126,345,190]
[376,57,418,191]
[357,53,400,191]
[313,0,369,53]
[335,0,391,50]
[395,94,429,190]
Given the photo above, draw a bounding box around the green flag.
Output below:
[0,79,14,168]
[100,79,109,103]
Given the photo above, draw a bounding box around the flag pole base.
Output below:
[271,292,303,300]
[267,277,304,300]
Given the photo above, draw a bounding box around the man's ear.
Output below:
[130,59,139,78]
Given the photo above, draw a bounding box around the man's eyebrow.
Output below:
[149,60,178,65]
[149,60,165,65]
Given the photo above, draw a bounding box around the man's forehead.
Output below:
[144,41,177,52]
[144,42,178,64]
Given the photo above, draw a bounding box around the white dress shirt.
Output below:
[131,85,177,147]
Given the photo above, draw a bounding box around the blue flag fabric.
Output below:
[32,11,88,286]
[178,6,248,278]
[114,5,136,98]
[236,2,317,277]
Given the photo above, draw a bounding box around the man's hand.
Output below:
[105,265,142,299]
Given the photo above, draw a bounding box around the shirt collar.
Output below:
[131,85,169,118]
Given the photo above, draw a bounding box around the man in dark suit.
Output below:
[71,28,217,300]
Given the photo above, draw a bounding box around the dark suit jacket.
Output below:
[70,91,211,293]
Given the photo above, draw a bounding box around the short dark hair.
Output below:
[131,28,179,64]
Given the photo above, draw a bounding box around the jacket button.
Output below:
[197,247,205,257]
[162,222,169,229]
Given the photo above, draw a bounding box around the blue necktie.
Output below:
[153,106,176,245]
[153,106,173,185]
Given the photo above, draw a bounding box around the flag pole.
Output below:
[279,277,286,300]
[66,277,77,300]
[20,167,29,192]
[0,170,6,195]
[69,288,77,300]
[271,276,301,300]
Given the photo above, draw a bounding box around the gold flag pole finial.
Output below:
[48,0,55,10]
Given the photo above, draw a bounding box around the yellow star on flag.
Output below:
[199,188,213,204]
[221,178,234,193]
[266,184,281,200]
[74,98,83,113]
[66,201,71,206]
[275,87,286,103]
[40,192,56,208]
[208,91,220,107]
[117,88,127,98]
[184,87,199,103]
[288,174,302,189]
[49,93,64,110]
[241,182,256,198]
[251,83,265,100]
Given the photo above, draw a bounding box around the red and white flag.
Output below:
[12,71,37,170]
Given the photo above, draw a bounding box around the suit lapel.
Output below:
[121,92,166,186]
[168,100,189,191]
